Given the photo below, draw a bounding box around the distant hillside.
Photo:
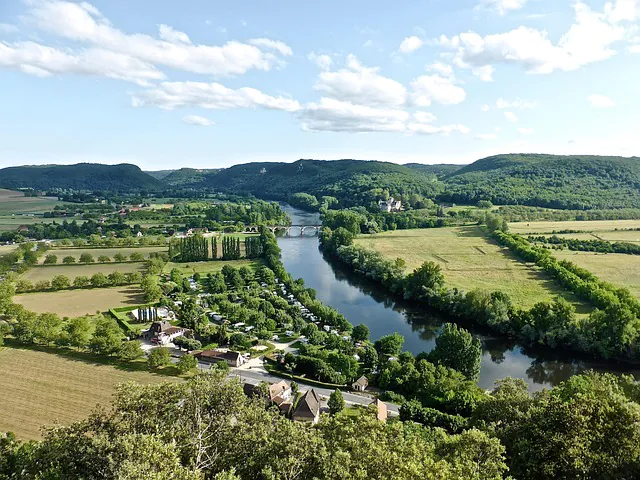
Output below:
[441,154,640,209]
[145,170,175,180]
[0,163,162,192]
[162,168,219,187]
[203,159,443,207]
[404,163,465,178]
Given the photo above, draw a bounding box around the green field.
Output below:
[0,189,67,215]
[553,251,640,297]
[508,219,640,234]
[0,244,18,255]
[43,246,166,264]
[354,226,590,311]
[13,286,146,317]
[0,346,174,439]
[163,259,261,276]
[22,263,146,282]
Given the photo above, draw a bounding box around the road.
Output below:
[226,366,400,415]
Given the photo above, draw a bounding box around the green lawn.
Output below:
[163,259,261,275]
[354,226,592,312]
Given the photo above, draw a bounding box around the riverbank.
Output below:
[277,204,640,391]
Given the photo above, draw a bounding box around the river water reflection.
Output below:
[277,205,640,391]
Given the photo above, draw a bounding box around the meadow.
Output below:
[508,219,640,234]
[0,346,175,440]
[22,263,146,282]
[13,286,146,317]
[354,226,590,311]
[0,189,66,215]
[553,251,640,297]
[163,259,261,276]
[43,246,166,263]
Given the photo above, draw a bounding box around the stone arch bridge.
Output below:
[244,225,321,235]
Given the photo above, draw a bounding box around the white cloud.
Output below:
[427,62,454,78]
[308,52,333,70]
[300,97,408,133]
[504,111,518,122]
[298,99,468,135]
[476,133,498,140]
[363,39,373,48]
[398,36,424,53]
[496,97,537,109]
[481,104,491,112]
[588,94,616,107]
[22,0,291,77]
[411,74,466,106]
[471,65,495,81]
[413,111,438,123]
[0,41,164,85]
[518,127,534,134]
[248,38,293,56]
[605,0,640,22]
[314,54,407,107]
[478,0,529,16]
[0,24,19,34]
[183,115,215,126]
[158,24,191,44]
[408,123,470,135]
[439,2,631,78]
[132,81,301,112]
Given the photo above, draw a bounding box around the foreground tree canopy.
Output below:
[1,371,639,480]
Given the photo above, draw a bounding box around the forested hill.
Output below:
[161,168,220,186]
[404,163,465,178]
[0,163,162,192]
[441,154,640,209]
[199,159,443,207]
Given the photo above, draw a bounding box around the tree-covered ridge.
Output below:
[0,163,162,192]
[161,168,220,186]
[404,163,465,178]
[200,159,443,208]
[441,154,640,209]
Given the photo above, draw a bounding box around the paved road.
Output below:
[173,353,400,415]
[227,367,399,414]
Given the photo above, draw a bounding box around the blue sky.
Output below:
[0,0,639,169]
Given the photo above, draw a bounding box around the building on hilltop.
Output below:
[378,197,402,213]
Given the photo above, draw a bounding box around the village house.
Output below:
[269,380,293,407]
[292,389,321,424]
[352,375,368,392]
[194,349,246,368]
[378,197,402,213]
[142,321,190,346]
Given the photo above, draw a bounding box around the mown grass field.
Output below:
[163,259,261,276]
[0,215,56,232]
[23,263,146,282]
[43,246,166,264]
[0,244,18,255]
[354,226,590,311]
[13,286,146,316]
[0,346,175,439]
[0,189,67,215]
[508,219,640,234]
[553,251,640,297]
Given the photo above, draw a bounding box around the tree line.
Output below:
[528,234,640,255]
[319,213,640,362]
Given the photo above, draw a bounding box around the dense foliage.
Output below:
[529,234,640,255]
[200,159,443,208]
[0,372,513,480]
[0,163,162,192]
[320,214,640,362]
[441,154,640,209]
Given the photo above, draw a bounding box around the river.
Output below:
[276,205,640,391]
